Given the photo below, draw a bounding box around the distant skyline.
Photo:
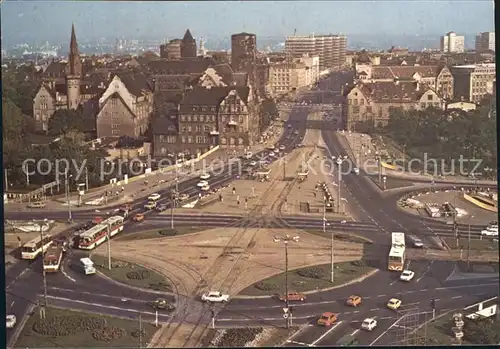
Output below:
[1,1,495,45]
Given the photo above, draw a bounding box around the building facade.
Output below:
[343,81,443,132]
[450,63,496,103]
[267,55,320,96]
[285,34,347,71]
[96,72,153,138]
[160,39,182,60]
[475,32,495,53]
[440,32,465,53]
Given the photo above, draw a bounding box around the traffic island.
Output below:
[442,237,499,252]
[238,260,375,297]
[367,175,414,190]
[116,227,207,241]
[15,306,157,348]
[91,255,173,292]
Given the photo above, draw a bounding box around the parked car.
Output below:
[361,317,378,331]
[27,201,46,209]
[148,193,161,201]
[149,298,175,311]
[201,291,229,303]
[346,295,362,307]
[155,204,167,212]
[6,315,16,328]
[278,292,306,302]
[200,173,211,180]
[144,201,157,210]
[317,312,338,327]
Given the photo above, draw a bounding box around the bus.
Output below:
[21,233,54,260]
[388,232,406,271]
[77,216,124,250]
[43,245,64,272]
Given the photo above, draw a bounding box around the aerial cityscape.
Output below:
[2,1,498,348]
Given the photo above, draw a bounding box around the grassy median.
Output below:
[239,260,374,296]
[16,306,157,348]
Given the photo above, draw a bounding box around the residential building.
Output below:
[95,72,153,139]
[343,80,443,132]
[268,60,306,96]
[285,34,347,71]
[355,64,454,99]
[450,63,496,103]
[440,32,465,53]
[300,55,320,87]
[475,32,495,53]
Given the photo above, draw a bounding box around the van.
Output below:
[79,257,96,275]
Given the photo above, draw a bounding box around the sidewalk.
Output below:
[340,132,497,185]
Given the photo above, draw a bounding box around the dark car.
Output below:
[155,204,167,212]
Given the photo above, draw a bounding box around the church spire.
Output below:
[67,23,82,77]
[70,23,79,56]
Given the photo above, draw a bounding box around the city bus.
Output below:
[43,245,64,272]
[21,233,54,260]
[77,216,124,250]
[388,232,406,271]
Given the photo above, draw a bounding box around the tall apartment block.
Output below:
[475,32,495,53]
[440,32,465,53]
[285,34,347,71]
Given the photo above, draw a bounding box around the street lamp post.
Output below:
[274,234,299,328]
[65,170,72,222]
[467,215,474,270]
[107,221,112,270]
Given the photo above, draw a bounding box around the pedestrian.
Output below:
[237,195,240,202]
[232,187,236,195]
[219,194,223,202]
[237,199,240,205]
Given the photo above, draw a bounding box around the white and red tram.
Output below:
[77,216,124,250]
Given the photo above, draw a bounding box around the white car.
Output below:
[201,184,210,191]
[353,168,360,175]
[201,291,229,303]
[197,180,209,187]
[481,228,498,236]
[400,270,415,281]
[249,161,257,166]
[279,145,285,150]
[148,193,161,201]
[410,236,424,248]
[179,193,189,201]
[6,315,16,328]
[269,152,275,157]
[361,317,377,331]
[200,173,210,180]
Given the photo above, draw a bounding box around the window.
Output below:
[420,102,426,109]
[193,115,198,122]
[187,136,193,143]
[181,136,186,143]
[366,106,372,113]
[204,125,210,132]
[180,115,186,122]
[187,125,192,132]
[239,116,244,123]
[167,136,176,143]
[187,115,192,122]
[112,129,119,136]
[111,124,119,129]
[360,99,364,105]
[182,127,186,132]
[353,106,360,114]
[159,135,165,142]
[427,94,433,101]
[348,99,352,105]
[160,147,167,155]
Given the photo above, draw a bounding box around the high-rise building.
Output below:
[285,34,347,71]
[475,32,495,53]
[440,32,465,53]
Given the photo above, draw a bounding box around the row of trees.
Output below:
[385,103,497,173]
[3,98,108,191]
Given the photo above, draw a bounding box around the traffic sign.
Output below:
[283,307,289,314]
[283,313,289,319]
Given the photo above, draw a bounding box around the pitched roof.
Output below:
[112,71,152,96]
[180,86,250,106]
[43,61,67,76]
[371,65,440,80]
[353,81,432,103]
[148,58,215,75]
[183,29,195,42]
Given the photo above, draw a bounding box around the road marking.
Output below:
[353,310,360,313]
[421,288,428,292]
[377,294,386,297]
[434,299,440,301]
[43,295,172,318]
[407,290,414,293]
[287,340,309,346]
[60,266,76,282]
[10,301,15,307]
[48,287,146,303]
[451,296,462,299]
[6,268,28,290]
[381,316,393,320]
[350,329,360,336]
[364,296,371,299]
[217,315,314,322]
[389,280,398,286]
[311,321,343,346]
[370,308,379,311]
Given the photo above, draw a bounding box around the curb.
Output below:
[233,268,379,299]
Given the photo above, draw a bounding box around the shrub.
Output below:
[131,328,147,338]
[351,260,365,267]
[92,327,126,341]
[297,267,327,279]
[218,328,263,347]
[32,315,106,337]
[158,229,177,236]
[254,281,277,291]
[126,269,150,280]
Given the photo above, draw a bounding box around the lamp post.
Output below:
[467,215,474,270]
[273,234,300,328]
[65,170,73,222]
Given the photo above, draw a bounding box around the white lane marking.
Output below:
[287,340,309,346]
[286,326,310,343]
[381,316,393,320]
[389,280,398,286]
[60,266,76,282]
[43,295,171,318]
[353,310,360,313]
[217,315,313,322]
[10,301,15,307]
[451,296,462,299]
[48,287,147,302]
[350,329,360,336]
[377,294,386,297]
[401,302,421,307]
[421,288,428,292]
[370,308,378,311]
[311,320,343,346]
[6,268,28,290]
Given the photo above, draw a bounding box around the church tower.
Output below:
[180,29,197,58]
[66,23,82,110]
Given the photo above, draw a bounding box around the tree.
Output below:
[464,318,500,344]
[48,109,86,137]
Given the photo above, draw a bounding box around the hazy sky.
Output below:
[1,1,495,43]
